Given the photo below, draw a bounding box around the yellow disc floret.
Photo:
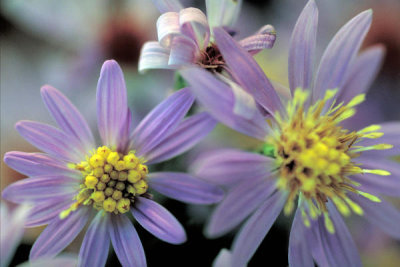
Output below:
[61,148,149,217]
[270,88,391,232]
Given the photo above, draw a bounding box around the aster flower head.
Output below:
[138,0,276,73]
[2,60,223,266]
[182,0,400,266]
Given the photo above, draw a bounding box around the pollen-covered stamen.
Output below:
[270,88,392,232]
[60,146,149,218]
[198,44,225,73]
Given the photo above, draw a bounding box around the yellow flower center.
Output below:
[60,146,149,218]
[270,88,392,233]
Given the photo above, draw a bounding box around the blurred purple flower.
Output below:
[2,60,222,266]
[139,0,276,73]
[182,0,400,266]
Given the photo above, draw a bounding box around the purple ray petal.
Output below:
[148,172,224,204]
[118,108,134,153]
[179,8,210,50]
[231,191,286,267]
[206,178,276,238]
[30,207,89,260]
[206,0,242,30]
[239,25,276,55]
[97,60,128,149]
[313,10,372,100]
[109,214,146,267]
[352,157,400,197]
[304,215,330,266]
[131,88,194,156]
[132,197,186,244]
[169,36,198,66]
[180,68,270,140]
[191,149,271,185]
[157,12,180,48]
[349,193,400,238]
[145,112,217,164]
[152,0,182,13]
[288,0,318,94]
[138,41,173,73]
[213,27,284,116]
[41,85,95,154]
[2,175,77,204]
[288,209,314,267]
[317,203,361,267]
[4,151,80,177]
[338,45,385,103]
[79,212,110,267]
[25,198,74,227]
[15,120,84,163]
[212,248,232,267]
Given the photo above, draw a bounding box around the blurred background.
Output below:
[1,0,399,266]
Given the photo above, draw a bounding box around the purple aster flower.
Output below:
[2,60,222,266]
[182,0,400,266]
[138,0,276,73]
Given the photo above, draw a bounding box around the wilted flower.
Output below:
[2,60,222,266]
[139,0,276,73]
[182,0,400,266]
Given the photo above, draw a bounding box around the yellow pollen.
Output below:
[60,146,149,217]
[270,88,389,233]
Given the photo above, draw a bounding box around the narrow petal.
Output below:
[288,0,318,93]
[316,203,362,267]
[131,88,194,156]
[138,41,173,73]
[168,36,198,66]
[132,197,186,244]
[206,0,242,30]
[191,149,271,185]
[349,193,400,238]
[109,215,146,267]
[97,60,128,148]
[152,0,182,13]
[41,85,95,153]
[2,175,77,204]
[148,172,224,204]
[4,151,80,177]
[180,68,270,140]
[288,209,314,267]
[145,112,217,164]
[157,12,180,48]
[118,109,134,153]
[213,27,284,116]
[25,198,74,227]
[231,191,286,267]
[79,212,110,267]
[239,25,276,54]
[30,207,89,260]
[212,248,232,267]
[16,120,84,163]
[338,45,385,102]
[19,255,78,267]
[352,157,400,197]
[206,178,276,238]
[313,10,372,100]
[179,8,210,50]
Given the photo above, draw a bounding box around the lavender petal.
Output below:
[138,41,173,73]
[168,36,198,66]
[131,88,194,156]
[96,60,128,149]
[179,7,210,50]
[30,207,89,260]
[239,25,276,54]
[206,178,276,238]
[231,191,286,267]
[145,112,217,164]
[148,172,224,204]
[16,120,84,163]
[288,0,318,94]
[157,11,180,48]
[109,214,146,267]
[180,68,270,140]
[152,0,182,13]
[132,197,186,244]
[41,85,95,154]
[79,212,110,267]
[25,198,74,228]
[212,248,232,267]
[313,10,372,100]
